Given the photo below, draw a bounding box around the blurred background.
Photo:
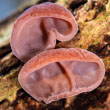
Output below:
[0,0,36,21]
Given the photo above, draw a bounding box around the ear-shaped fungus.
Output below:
[18,48,105,104]
[10,2,78,62]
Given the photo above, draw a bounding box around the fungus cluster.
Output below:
[10,2,105,104]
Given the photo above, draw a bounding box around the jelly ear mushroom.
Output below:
[10,2,78,62]
[18,48,105,104]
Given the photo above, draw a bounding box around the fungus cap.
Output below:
[10,2,78,62]
[18,48,105,104]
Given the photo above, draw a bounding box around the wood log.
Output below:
[0,0,110,110]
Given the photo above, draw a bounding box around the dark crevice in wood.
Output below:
[0,99,10,109]
[0,55,23,76]
[69,0,87,11]
[104,34,110,44]
[11,89,28,108]
[0,44,11,59]
[0,99,10,105]
[72,90,108,110]
[88,43,110,58]
[37,0,57,4]
[12,89,40,109]
[56,40,60,45]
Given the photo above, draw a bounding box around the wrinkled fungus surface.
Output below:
[18,48,105,104]
[10,2,78,62]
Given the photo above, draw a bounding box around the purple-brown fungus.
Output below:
[18,48,105,104]
[10,2,78,62]
[10,2,105,104]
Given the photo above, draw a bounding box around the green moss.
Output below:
[74,13,110,49]
[0,68,21,102]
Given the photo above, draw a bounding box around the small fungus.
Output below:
[18,48,105,104]
[10,2,78,62]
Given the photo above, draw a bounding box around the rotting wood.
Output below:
[0,0,110,110]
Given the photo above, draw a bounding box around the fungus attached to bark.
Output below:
[18,48,105,104]
[10,2,78,62]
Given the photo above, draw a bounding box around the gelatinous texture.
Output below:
[18,48,105,104]
[10,2,78,62]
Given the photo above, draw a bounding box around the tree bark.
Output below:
[0,0,110,110]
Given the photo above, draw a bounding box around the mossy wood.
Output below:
[0,0,110,110]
